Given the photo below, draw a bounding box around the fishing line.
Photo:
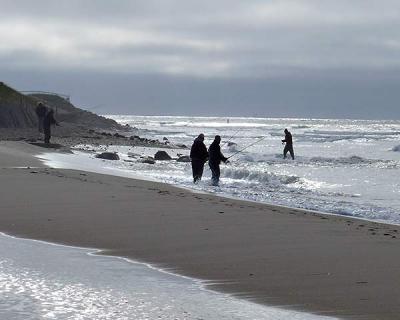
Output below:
[222,128,242,147]
[227,135,268,160]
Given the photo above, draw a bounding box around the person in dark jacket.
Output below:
[190,133,209,183]
[43,109,59,144]
[35,102,47,133]
[282,128,294,160]
[208,135,229,186]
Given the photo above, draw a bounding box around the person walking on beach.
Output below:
[282,128,295,160]
[43,109,59,144]
[208,135,229,186]
[190,133,209,183]
[35,102,47,133]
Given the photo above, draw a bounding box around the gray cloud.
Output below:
[1,1,400,118]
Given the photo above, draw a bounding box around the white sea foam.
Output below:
[221,167,300,185]
[42,115,400,225]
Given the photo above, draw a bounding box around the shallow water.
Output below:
[0,233,338,320]
[45,115,400,225]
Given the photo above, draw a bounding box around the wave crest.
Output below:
[221,167,300,185]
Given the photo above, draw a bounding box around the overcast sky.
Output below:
[1,0,400,119]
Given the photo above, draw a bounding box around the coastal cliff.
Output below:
[0,82,123,131]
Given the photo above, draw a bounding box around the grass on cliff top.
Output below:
[0,82,37,106]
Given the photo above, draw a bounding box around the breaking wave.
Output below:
[308,155,399,168]
[221,167,300,185]
[233,154,399,169]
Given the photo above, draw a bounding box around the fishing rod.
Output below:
[222,128,242,147]
[227,135,268,160]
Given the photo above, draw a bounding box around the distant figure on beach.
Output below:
[190,133,209,183]
[208,135,229,186]
[282,128,294,160]
[35,102,47,133]
[43,109,59,144]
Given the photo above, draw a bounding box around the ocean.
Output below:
[44,115,400,225]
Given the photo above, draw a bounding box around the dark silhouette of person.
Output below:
[208,135,229,186]
[282,128,294,160]
[190,133,209,183]
[43,109,59,144]
[35,102,47,133]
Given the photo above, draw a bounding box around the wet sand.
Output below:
[1,141,399,319]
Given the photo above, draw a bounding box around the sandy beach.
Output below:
[1,140,399,319]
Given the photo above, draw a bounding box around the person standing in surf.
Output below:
[208,135,229,186]
[282,128,295,160]
[190,133,209,183]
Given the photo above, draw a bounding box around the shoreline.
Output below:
[1,141,400,319]
[0,231,337,320]
[40,145,400,228]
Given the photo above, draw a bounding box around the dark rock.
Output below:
[163,137,169,141]
[154,150,172,160]
[114,133,126,138]
[95,152,120,160]
[177,155,191,162]
[176,143,188,148]
[140,157,155,164]
[227,142,237,147]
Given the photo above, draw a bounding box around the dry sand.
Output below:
[0,141,399,319]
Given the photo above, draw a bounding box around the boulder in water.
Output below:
[177,155,191,162]
[154,150,172,160]
[140,157,155,164]
[95,152,120,160]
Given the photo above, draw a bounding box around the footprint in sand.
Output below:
[158,190,170,195]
